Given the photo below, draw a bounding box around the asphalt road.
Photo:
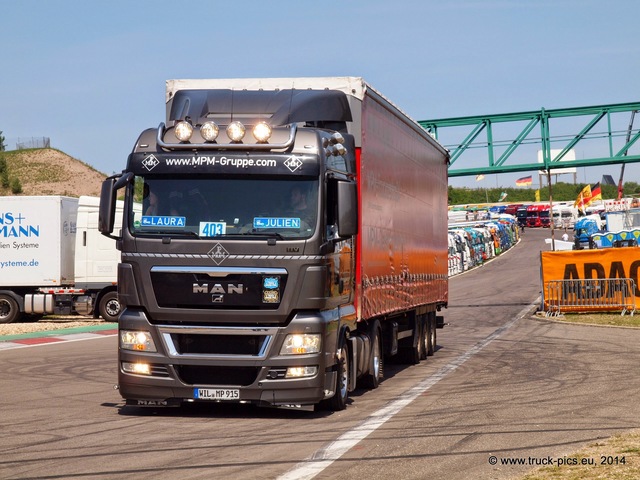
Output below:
[1,228,639,480]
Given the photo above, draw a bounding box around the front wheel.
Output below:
[0,294,21,324]
[320,342,350,411]
[98,291,121,322]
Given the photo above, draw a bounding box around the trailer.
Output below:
[0,195,121,323]
[99,77,449,410]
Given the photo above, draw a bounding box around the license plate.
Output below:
[194,388,240,401]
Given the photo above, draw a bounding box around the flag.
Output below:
[516,175,532,186]
[574,184,592,209]
[587,182,602,205]
[476,174,485,181]
[498,192,507,202]
[535,189,540,202]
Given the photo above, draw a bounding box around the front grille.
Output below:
[170,333,268,355]
[175,365,260,386]
[149,364,171,377]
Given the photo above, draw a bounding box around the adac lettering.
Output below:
[563,260,640,295]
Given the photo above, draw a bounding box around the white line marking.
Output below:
[278,300,538,480]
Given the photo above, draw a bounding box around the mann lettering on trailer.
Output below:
[129,152,319,176]
[541,249,640,308]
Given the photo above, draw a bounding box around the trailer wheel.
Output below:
[0,294,20,324]
[399,317,422,365]
[361,324,384,389]
[321,343,350,411]
[99,292,121,322]
[420,315,429,360]
[427,314,436,356]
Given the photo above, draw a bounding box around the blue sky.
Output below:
[1,0,639,189]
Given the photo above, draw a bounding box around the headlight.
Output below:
[280,334,321,355]
[122,362,151,375]
[120,330,157,352]
[226,121,246,142]
[174,121,193,142]
[286,366,318,378]
[200,121,220,142]
[252,122,272,142]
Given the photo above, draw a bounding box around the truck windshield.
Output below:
[131,176,318,239]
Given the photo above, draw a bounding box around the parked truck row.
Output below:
[99,76,450,411]
[0,196,121,324]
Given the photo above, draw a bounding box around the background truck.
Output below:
[0,195,121,323]
[526,204,549,228]
[573,214,602,249]
[99,76,449,411]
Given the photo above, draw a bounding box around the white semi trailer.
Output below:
[0,195,121,323]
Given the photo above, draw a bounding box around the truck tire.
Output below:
[420,315,429,360]
[398,317,422,365]
[0,294,21,324]
[320,343,350,411]
[361,324,384,389]
[98,291,121,322]
[427,314,436,356]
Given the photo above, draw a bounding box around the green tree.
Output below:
[1,169,9,189]
[10,177,22,194]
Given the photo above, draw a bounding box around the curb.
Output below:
[0,323,118,351]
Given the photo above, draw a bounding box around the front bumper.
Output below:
[117,310,338,407]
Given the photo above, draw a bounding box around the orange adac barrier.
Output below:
[541,248,640,311]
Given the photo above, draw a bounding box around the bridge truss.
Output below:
[419,102,640,178]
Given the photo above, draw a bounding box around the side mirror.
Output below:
[99,178,117,236]
[99,172,133,238]
[337,181,357,238]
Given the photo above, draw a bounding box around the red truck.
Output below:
[526,204,549,228]
[99,77,450,411]
[505,204,523,216]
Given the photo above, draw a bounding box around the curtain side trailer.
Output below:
[100,77,449,410]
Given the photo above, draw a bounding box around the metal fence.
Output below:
[545,278,636,316]
[15,137,50,150]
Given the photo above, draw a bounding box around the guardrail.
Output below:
[545,278,636,316]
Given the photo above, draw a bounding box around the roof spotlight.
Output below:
[174,121,193,142]
[200,121,220,142]
[227,121,246,142]
[252,122,272,143]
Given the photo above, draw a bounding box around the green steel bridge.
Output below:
[419,102,640,179]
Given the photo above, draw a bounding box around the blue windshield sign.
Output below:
[141,216,186,228]
[253,217,301,229]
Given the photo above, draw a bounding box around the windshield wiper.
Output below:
[137,229,201,238]
[224,230,286,239]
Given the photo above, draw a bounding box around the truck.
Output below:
[573,214,601,249]
[99,77,450,411]
[526,204,549,228]
[0,195,121,323]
